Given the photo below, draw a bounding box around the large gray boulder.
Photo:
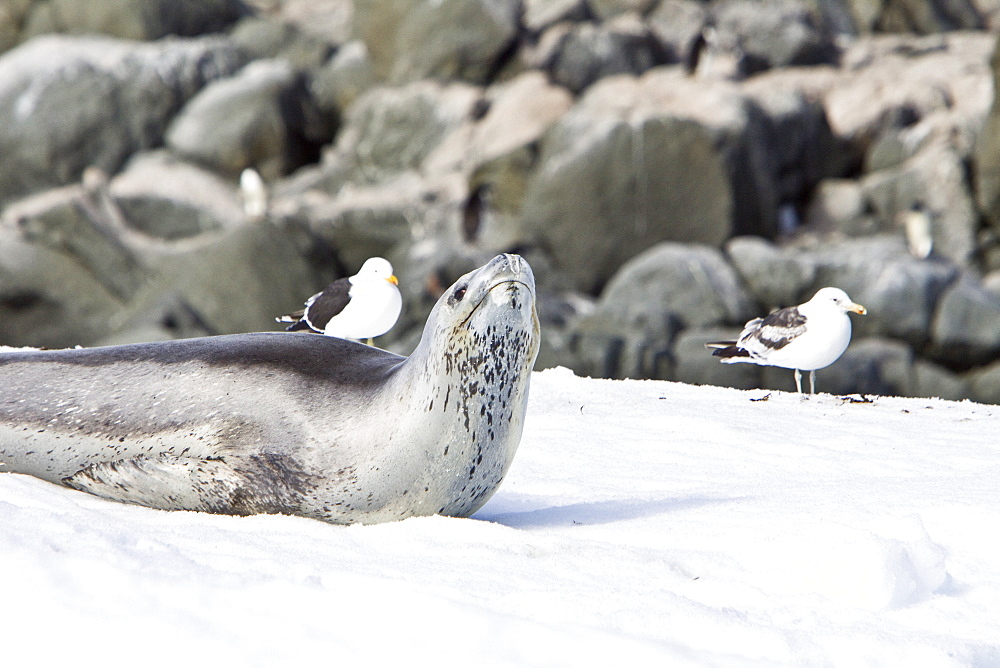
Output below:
[276,73,574,321]
[567,243,754,379]
[166,59,331,180]
[910,359,968,401]
[352,0,520,84]
[521,69,833,292]
[1,176,151,302]
[724,236,816,310]
[929,275,1000,366]
[0,34,246,204]
[593,243,755,329]
[801,178,875,237]
[274,80,481,271]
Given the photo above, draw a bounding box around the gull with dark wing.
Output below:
[277,257,402,346]
[706,287,867,394]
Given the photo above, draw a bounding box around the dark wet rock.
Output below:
[742,79,842,205]
[0,34,246,204]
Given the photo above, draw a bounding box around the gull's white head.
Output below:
[354,257,399,286]
[810,287,867,315]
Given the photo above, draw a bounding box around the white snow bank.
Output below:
[2,368,999,666]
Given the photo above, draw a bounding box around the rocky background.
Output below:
[2,0,1000,402]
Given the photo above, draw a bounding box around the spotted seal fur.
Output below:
[0,254,539,524]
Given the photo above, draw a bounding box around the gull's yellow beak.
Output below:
[388,275,399,286]
[849,302,867,315]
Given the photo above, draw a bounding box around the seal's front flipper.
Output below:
[63,453,316,516]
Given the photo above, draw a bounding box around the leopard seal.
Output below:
[0,254,539,524]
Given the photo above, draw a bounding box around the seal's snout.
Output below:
[501,253,521,274]
[492,253,531,285]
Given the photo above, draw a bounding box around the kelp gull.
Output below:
[706,287,867,394]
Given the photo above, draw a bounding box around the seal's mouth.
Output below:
[459,279,534,328]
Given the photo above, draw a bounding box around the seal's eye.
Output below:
[453,287,467,302]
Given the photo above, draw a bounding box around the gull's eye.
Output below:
[453,287,467,302]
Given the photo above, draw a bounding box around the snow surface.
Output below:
[2,367,999,666]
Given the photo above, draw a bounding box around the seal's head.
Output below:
[418,253,540,372]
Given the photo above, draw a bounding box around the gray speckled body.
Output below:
[0,254,539,524]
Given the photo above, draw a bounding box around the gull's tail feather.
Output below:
[705,341,750,360]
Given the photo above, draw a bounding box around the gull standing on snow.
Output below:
[277,257,402,345]
[706,287,867,394]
